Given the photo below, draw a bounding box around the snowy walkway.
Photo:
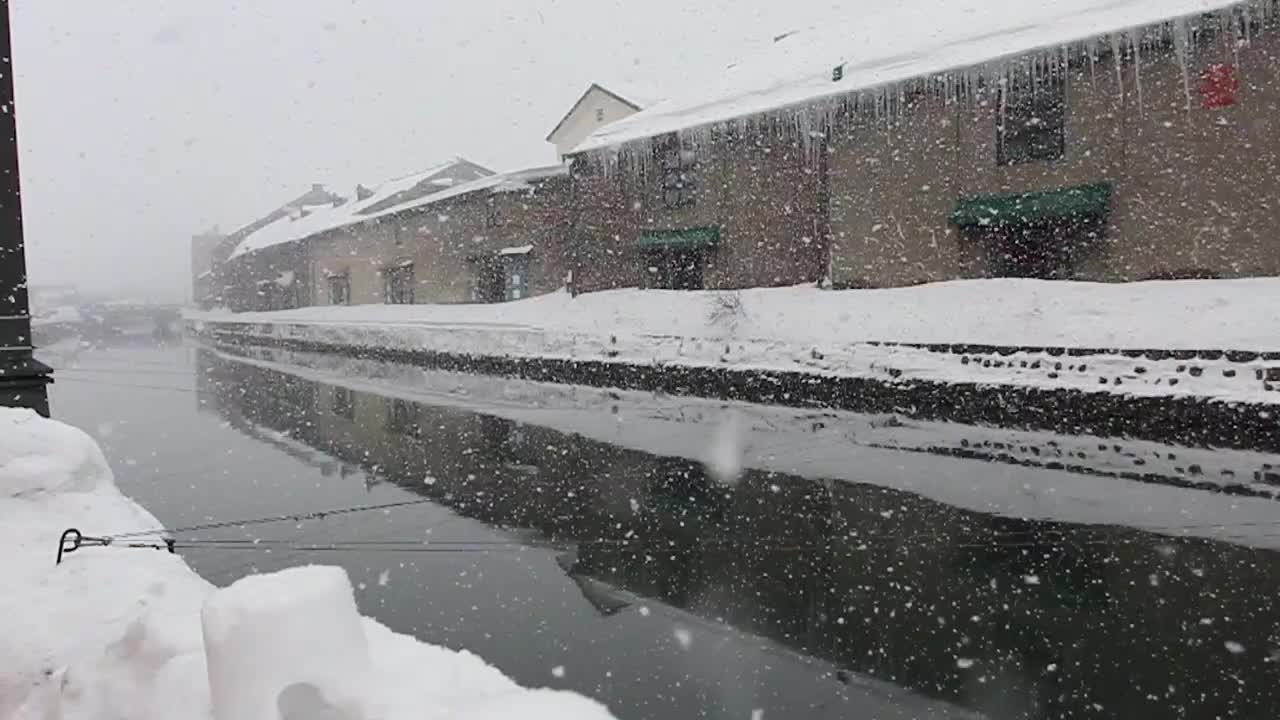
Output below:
[0,408,614,720]
[189,279,1280,405]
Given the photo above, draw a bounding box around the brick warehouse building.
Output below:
[211,1,1280,310]
[569,1,1280,291]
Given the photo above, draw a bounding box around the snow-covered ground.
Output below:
[189,279,1280,404]
[31,305,85,327]
[211,346,1280,552]
[0,408,614,720]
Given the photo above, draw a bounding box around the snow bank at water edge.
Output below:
[189,278,1280,351]
[0,407,614,720]
[188,278,1280,405]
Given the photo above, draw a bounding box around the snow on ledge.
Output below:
[0,408,615,720]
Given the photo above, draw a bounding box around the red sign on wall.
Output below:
[1197,63,1239,109]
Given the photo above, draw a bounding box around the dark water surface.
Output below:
[41,339,1280,720]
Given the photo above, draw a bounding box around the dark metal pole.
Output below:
[0,0,51,416]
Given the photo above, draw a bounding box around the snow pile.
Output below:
[202,566,370,720]
[576,0,1247,154]
[0,407,614,720]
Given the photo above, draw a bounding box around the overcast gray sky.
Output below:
[12,0,844,303]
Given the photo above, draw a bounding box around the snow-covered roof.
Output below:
[357,164,568,221]
[228,159,494,260]
[358,158,493,214]
[228,198,347,260]
[228,163,568,261]
[574,0,1245,154]
[490,164,569,193]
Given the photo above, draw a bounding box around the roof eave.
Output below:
[573,1,1242,156]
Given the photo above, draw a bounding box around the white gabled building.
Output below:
[545,82,661,161]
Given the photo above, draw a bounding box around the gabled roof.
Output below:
[229,158,494,259]
[227,162,564,261]
[545,82,656,142]
[356,164,568,221]
[211,184,345,263]
[574,0,1247,154]
[357,158,494,214]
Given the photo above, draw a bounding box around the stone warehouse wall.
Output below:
[190,316,1280,453]
[829,25,1280,287]
[308,178,571,306]
[570,130,827,293]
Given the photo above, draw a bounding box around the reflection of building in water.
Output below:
[200,349,1280,720]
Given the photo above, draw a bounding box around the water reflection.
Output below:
[196,348,1280,720]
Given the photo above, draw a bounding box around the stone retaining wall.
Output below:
[189,319,1280,453]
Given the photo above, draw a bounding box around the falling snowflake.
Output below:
[673,627,692,649]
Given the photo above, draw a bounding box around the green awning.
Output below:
[949,183,1113,227]
[638,226,720,250]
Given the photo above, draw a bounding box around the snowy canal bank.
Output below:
[33,342,1280,719]
[188,279,1280,451]
[0,407,615,720]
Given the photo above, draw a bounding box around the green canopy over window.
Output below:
[949,183,1113,227]
[637,226,720,250]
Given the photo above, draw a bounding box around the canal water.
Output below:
[40,338,1280,720]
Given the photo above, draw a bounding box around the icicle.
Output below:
[1108,33,1125,107]
[997,70,1009,148]
[1131,32,1144,116]
[1089,39,1101,89]
[1173,18,1193,112]
[1232,9,1243,69]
